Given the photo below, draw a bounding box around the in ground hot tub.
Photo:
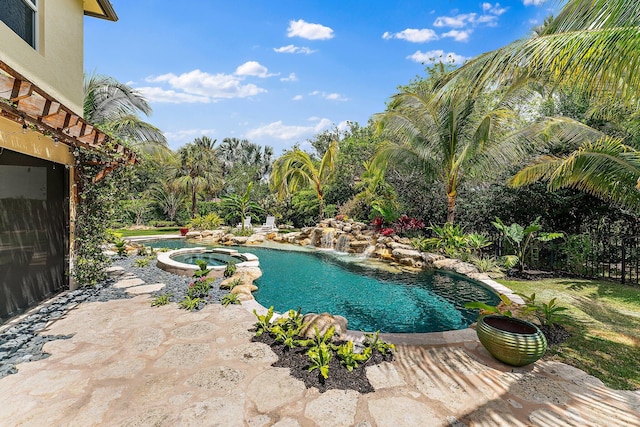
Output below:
[156,247,259,277]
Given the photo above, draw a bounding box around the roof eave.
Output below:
[84,0,118,22]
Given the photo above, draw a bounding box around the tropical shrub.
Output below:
[465,294,514,318]
[188,212,224,230]
[186,278,212,298]
[492,216,563,272]
[518,293,569,327]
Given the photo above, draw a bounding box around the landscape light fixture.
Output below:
[22,123,28,133]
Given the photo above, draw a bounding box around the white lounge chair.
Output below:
[261,216,277,231]
[237,216,252,229]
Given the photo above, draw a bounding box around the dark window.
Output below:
[0,0,37,48]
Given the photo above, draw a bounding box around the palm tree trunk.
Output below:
[191,185,197,219]
[446,193,456,224]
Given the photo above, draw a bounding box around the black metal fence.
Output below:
[490,219,640,286]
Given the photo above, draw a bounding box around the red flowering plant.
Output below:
[381,228,395,236]
[394,215,425,237]
[371,216,385,232]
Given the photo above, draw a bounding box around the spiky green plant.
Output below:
[253,306,275,337]
[363,331,396,356]
[151,293,172,307]
[221,293,240,307]
[336,341,372,371]
[307,342,332,379]
[178,295,201,311]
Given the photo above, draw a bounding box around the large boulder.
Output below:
[230,284,258,295]
[391,248,423,261]
[300,313,348,341]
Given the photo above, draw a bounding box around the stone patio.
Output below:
[0,270,638,426]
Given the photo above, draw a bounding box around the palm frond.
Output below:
[510,136,640,210]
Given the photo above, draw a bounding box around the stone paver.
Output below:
[0,285,638,426]
[125,283,166,294]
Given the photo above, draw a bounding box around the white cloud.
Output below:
[382,28,438,43]
[442,29,472,42]
[523,0,545,5]
[287,19,334,40]
[235,61,275,78]
[246,118,332,140]
[136,86,211,104]
[475,14,499,26]
[482,3,508,15]
[292,95,303,101]
[407,50,468,66]
[434,13,476,28]
[163,128,218,149]
[145,69,267,101]
[274,44,316,54]
[433,3,508,35]
[308,91,348,101]
[281,73,298,82]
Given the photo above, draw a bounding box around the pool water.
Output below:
[147,240,499,333]
[170,252,241,267]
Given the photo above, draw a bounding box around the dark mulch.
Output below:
[252,333,393,394]
[540,324,572,346]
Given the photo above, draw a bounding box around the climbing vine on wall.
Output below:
[72,147,132,287]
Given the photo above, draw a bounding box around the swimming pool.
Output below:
[147,239,500,333]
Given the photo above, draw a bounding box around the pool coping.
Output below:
[156,247,259,276]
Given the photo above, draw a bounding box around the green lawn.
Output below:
[110,227,182,238]
[498,277,640,390]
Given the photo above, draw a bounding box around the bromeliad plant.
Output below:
[336,340,372,372]
[251,308,396,381]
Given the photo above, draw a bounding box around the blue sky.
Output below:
[84,0,555,154]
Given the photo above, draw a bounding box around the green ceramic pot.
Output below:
[476,315,547,366]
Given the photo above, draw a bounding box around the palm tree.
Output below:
[221,182,264,232]
[446,0,640,103]
[509,136,640,211]
[373,77,601,223]
[83,74,167,150]
[270,140,338,221]
[446,1,640,209]
[173,136,223,218]
[217,137,274,181]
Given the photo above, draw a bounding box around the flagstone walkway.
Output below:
[0,268,638,426]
